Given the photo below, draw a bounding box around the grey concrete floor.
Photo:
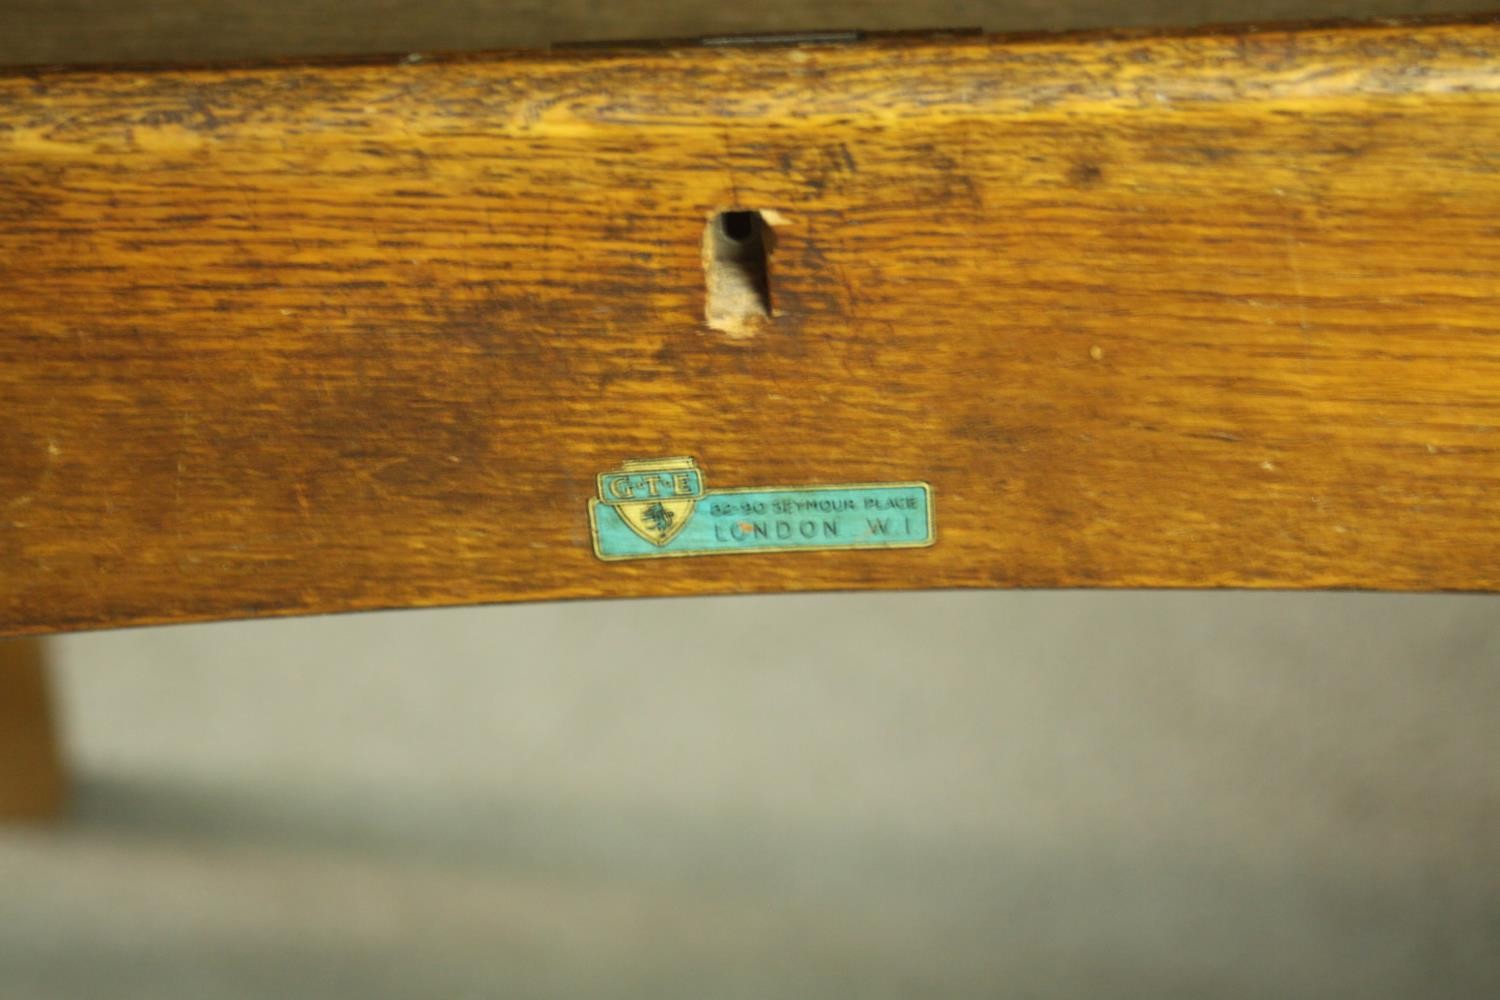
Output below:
[3,2,1500,998]
[5,593,1500,998]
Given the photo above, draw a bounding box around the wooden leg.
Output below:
[0,638,65,821]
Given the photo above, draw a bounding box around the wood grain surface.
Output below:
[2,17,1499,635]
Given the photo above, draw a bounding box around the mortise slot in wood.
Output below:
[704,210,773,337]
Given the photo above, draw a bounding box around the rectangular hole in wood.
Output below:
[704,210,772,336]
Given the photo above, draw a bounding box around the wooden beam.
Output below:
[3,17,1499,634]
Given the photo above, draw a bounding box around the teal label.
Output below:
[588,457,933,561]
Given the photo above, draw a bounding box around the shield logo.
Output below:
[596,456,704,547]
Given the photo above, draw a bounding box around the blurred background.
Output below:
[2,2,1498,998]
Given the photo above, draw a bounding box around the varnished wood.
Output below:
[3,17,1499,635]
[0,640,66,819]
